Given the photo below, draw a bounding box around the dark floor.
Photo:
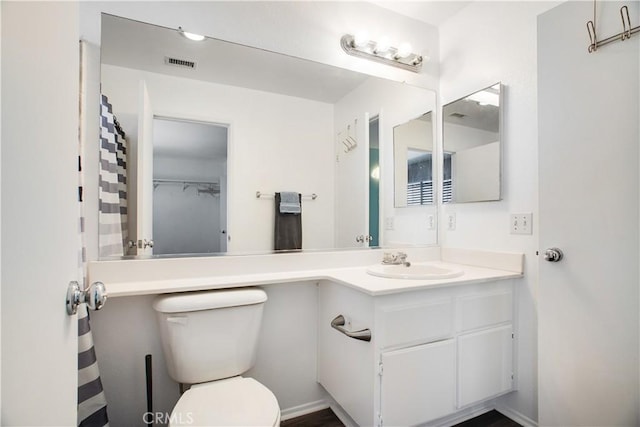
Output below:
[281,408,521,427]
[453,410,521,427]
[281,408,344,427]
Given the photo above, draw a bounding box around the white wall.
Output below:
[102,64,335,254]
[91,282,325,425]
[453,142,500,203]
[439,1,559,422]
[1,2,80,424]
[444,122,498,152]
[0,3,3,414]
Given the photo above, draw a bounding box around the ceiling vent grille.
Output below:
[164,56,196,69]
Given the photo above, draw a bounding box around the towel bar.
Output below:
[330,314,371,342]
[256,191,317,200]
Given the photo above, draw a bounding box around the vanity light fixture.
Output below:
[340,34,424,72]
[178,26,205,42]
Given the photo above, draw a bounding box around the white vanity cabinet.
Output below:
[317,279,515,427]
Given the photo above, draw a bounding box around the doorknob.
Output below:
[66,281,107,315]
[544,247,564,262]
[355,235,365,243]
[138,239,154,249]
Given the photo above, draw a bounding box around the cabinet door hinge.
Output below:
[378,361,384,376]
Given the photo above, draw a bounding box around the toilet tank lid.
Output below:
[153,288,267,313]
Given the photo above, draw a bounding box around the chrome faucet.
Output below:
[382,251,411,267]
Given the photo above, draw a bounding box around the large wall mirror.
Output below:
[98,13,437,259]
[442,83,502,203]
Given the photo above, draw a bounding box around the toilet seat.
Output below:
[169,377,281,427]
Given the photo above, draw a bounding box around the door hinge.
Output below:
[377,412,383,426]
[378,361,384,376]
[512,333,515,339]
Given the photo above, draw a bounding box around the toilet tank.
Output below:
[153,288,267,384]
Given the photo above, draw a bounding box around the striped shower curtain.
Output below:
[78,40,109,426]
[99,94,128,257]
[77,159,109,426]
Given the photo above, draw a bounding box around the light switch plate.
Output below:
[427,214,435,230]
[510,213,532,235]
[385,217,395,231]
[447,213,456,231]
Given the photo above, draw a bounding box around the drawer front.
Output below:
[380,298,453,348]
[456,290,512,333]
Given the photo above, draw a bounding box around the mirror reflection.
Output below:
[393,112,434,208]
[442,83,502,203]
[152,118,228,255]
[98,14,437,259]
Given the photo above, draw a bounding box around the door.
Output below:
[335,114,370,247]
[136,80,154,255]
[2,1,79,423]
[538,2,639,425]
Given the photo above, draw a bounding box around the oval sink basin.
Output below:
[366,263,464,280]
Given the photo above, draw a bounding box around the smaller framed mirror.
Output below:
[393,111,435,208]
[443,83,502,203]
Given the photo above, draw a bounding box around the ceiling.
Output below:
[100,14,369,105]
[372,1,472,26]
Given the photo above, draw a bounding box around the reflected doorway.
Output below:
[152,117,228,255]
[369,116,380,247]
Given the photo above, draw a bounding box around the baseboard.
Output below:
[279,399,329,421]
[423,403,493,426]
[327,401,358,427]
[494,404,538,427]
[279,398,538,427]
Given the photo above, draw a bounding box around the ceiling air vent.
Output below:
[449,112,466,118]
[164,56,196,69]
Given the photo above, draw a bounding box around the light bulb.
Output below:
[353,31,370,48]
[396,42,413,58]
[375,36,391,54]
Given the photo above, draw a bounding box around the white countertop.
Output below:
[100,253,523,298]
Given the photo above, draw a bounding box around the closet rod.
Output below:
[255,191,317,200]
[153,179,219,186]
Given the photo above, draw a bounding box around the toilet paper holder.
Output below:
[66,281,107,315]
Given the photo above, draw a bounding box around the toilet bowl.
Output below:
[153,288,281,426]
[169,378,280,427]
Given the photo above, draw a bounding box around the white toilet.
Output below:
[153,288,281,427]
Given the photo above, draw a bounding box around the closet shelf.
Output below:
[153,179,220,195]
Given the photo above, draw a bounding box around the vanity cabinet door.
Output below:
[380,339,456,426]
[458,325,513,407]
